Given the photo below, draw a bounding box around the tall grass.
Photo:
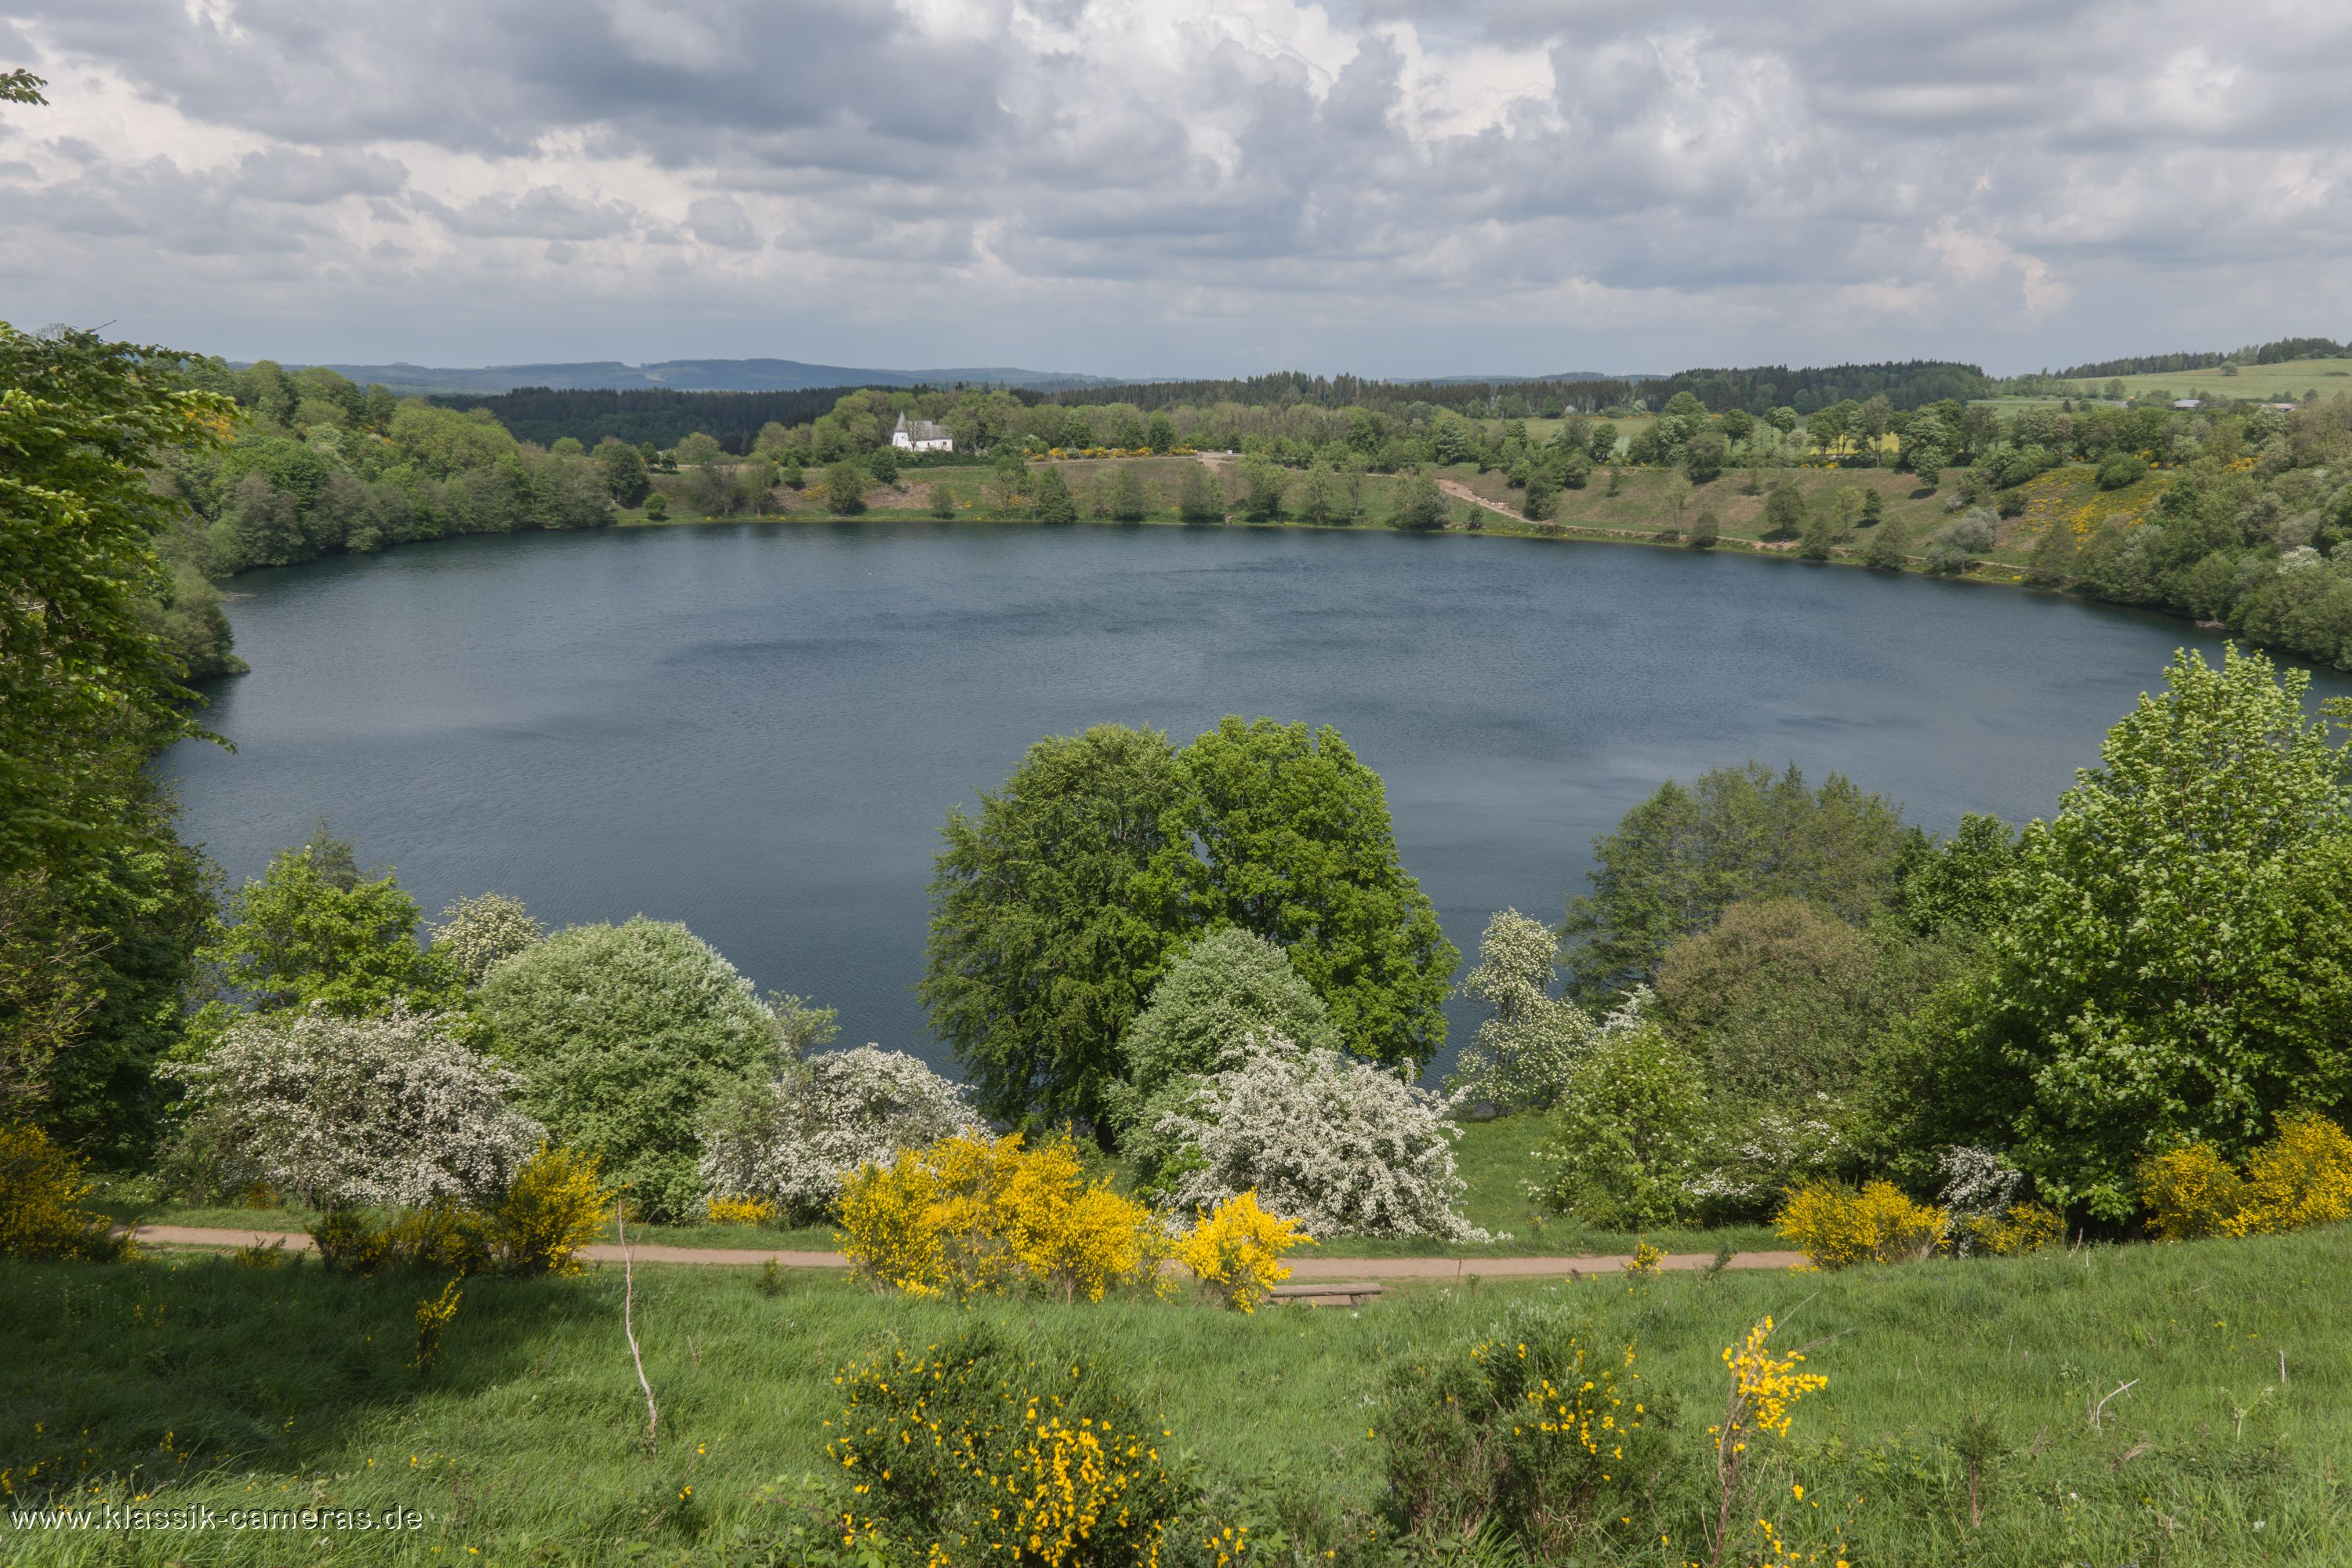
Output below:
[5,1224,2347,1564]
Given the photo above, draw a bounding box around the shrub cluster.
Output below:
[310,1145,611,1277]
[1375,1300,1670,1559]
[822,1328,1207,1566]
[2139,1111,2352,1240]
[1172,1191,1310,1312]
[0,1120,127,1261]
[700,1045,978,1223]
[1774,1180,1950,1269]
[837,1133,1169,1303]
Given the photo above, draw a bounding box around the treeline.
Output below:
[427,383,925,453]
[1044,361,1990,421]
[2055,336,2348,379]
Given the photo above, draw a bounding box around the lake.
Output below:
[165,521,2324,1077]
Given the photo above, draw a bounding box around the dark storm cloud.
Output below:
[4,0,2348,371]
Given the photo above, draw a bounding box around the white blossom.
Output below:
[1156,1036,1486,1241]
[699,1045,981,1221]
[1936,1144,2027,1253]
[162,1004,543,1209]
[1448,908,1642,1113]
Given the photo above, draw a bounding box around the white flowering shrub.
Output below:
[699,1046,981,1221]
[162,1004,543,1208]
[1448,909,1636,1113]
[1156,1037,1486,1241]
[1685,1098,1851,1222]
[430,891,544,985]
[1935,1144,2027,1253]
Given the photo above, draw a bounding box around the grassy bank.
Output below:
[5,1226,2344,1563]
[620,452,2170,601]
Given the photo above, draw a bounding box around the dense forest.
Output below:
[429,383,897,452]
[1044,361,1991,422]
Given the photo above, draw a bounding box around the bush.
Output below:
[1376,1300,1668,1559]
[311,1145,611,1276]
[2140,1112,2352,1240]
[836,1132,1169,1302]
[0,1120,125,1261]
[1530,1023,1706,1229]
[1965,1202,2065,1257]
[2096,450,2147,490]
[1446,909,1617,1113]
[1154,1040,1485,1240]
[162,1004,543,1209]
[429,892,543,985]
[699,1045,978,1223]
[1775,1179,1949,1268]
[492,1144,612,1275]
[1686,1102,1851,1224]
[826,1328,1203,1565]
[1174,1189,1309,1312]
[477,917,783,1221]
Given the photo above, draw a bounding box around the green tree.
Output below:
[867,443,901,485]
[477,917,782,1220]
[1032,466,1078,524]
[592,436,652,505]
[1145,412,1178,453]
[1392,472,1446,532]
[1761,480,1806,540]
[1521,470,1559,522]
[1109,465,1149,523]
[1298,463,1342,525]
[1860,515,1909,569]
[198,825,464,1024]
[1531,1023,1705,1227]
[927,481,955,519]
[1154,718,1457,1067]
[1177,465,1224,523]
[2,68,48,105]
[1239,456,1286,521]
[823,459,867,516]
[1687,509,1720,550]
[1,324,234,876]
[1970,647,2352,1217]
[1798,511,1837,560]
[921,726,1185,1133]
[1860,488,1884,526]
[1563,762,1910,997]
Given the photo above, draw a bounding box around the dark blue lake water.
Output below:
[165,521,2325,1077]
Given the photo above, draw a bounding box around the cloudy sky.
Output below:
[3,1,2347,378]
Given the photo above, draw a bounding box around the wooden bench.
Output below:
[1267,1281,1383,1308]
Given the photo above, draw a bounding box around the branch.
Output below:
[619,1200,658,1456]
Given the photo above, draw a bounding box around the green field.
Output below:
[5,1225,2343,1564]
[2089,356,2352,405]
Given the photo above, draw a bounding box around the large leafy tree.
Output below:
[477,916,782,1220]
[1562,760,1909,998]
[1975,646,2352,1218]
[920,724,1185,1131]
[1156,717,1457,1069]
[1,322,234,877]
[197,825,465,1024]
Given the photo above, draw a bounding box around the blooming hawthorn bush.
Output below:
[162,1003,543,1209]
[1446,909,1631,1113]
[699,1045,980,1222]
[429,891,543,985]
[1155,1037,1486,1240]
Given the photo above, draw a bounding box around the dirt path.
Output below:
[1435,477,1661,541]
[124,1224,1803,1278]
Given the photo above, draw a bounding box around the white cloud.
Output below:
[1,0,2347,372]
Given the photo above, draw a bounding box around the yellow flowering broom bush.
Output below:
[1174,1191,1309,1312]
[2140,1112,2352,1240]
[0,1120,125,1261]
[823,1327,1200,1566]
[1374,1300,1668,1559]
[311,1145,611,1278]
[1708,1315,1832,1568]
[1775,1180,1949,1269]
[838,1133,1168,1302]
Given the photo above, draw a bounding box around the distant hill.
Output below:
[257,358,1122,395]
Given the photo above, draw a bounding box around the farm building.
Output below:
[892,413,953,452]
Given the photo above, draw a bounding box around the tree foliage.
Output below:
[1563,761,1910,998]
[1969,646,2352,1217]
[476,916,783,1219]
